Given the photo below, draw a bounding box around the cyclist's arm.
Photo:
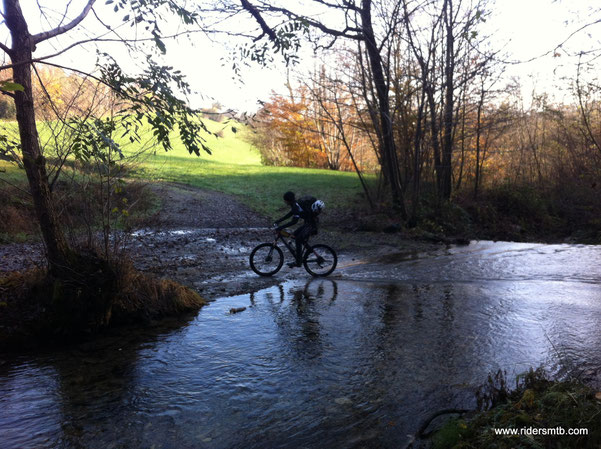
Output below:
[274,210,293,225]
[275,203,303,230]
[275,216,299,231]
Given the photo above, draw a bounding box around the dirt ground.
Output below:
[0,183,441,301]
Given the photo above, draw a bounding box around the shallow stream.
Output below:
[2,241,601,448]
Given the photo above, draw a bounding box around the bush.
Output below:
[487,184,547,222]
[408,186,474,238]
[0,252,206,351]
[457,184,556,241]
[432,368,601,449]
[0,178,158,244]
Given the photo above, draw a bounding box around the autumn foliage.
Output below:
[252,89,329,168]
[250,83,379,172]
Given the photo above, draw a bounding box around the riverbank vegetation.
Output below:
[0,258,205,351]
[428,369,601,449]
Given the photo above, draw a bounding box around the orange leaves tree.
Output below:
[253,89,329,168]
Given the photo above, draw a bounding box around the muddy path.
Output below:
[0,183,442,300]
[124,183,280,299]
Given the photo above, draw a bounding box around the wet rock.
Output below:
[229,307,246,314]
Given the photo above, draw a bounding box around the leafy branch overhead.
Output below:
[106,0,200,54]
[99,54,214,156]
[83,0,212,157]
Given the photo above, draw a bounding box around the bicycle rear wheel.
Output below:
[303,244,337,277]
[250,243,284,276]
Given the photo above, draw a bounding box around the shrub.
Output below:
[0,252,205,351]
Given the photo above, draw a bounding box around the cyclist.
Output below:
[273,191,325,268]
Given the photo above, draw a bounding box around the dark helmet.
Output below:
[283,191,295,202]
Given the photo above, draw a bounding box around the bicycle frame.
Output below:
[273,230,312,261]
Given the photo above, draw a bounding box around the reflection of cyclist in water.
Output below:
[273,191,324,268]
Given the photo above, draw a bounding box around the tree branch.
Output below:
[0,41,11,55]
[239,0,278,41]
[0,90,16,99]
[1,28,238,72]
[312,0,359,12]
[247,1,363,40]
[32,0,97,45]
[30,60,110,91]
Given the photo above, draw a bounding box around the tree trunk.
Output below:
[360,0,407,218]
[456,96,466,191]
[474,84,485,199]
[440,0,455,200]
[409,88,426,227]
[5,0,72,275]
[426,85,443,194]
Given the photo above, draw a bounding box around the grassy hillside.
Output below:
[0,118,371,226]
[122,118,370,217]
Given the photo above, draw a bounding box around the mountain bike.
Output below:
[249,229,337,277]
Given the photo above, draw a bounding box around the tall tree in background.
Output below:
[252,89,328,167]
[402,0,494,201]
[306,63,376,206]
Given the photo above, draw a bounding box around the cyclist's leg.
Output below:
[293,225,310,265]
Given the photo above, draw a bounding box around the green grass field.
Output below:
[0,118,371,219]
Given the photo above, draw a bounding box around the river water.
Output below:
[1,241,601,448]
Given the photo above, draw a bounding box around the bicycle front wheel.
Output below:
[250,243,284,276]
[303,244,337,277]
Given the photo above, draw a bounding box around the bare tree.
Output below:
[306,64,375,207]
[402,0,494,200]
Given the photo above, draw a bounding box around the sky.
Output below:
[2,0,600,112]
[482,0,599,103]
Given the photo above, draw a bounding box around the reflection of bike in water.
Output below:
[250,280,338,305]
[250,229,337,277]
[303,279,338,301]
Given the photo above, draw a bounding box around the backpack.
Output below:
[297,195,317,214]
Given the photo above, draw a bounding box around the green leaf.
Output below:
[153,35,166,54]
[0,81,24,92]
